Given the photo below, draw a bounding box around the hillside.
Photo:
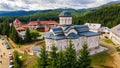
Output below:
[102,1,120,6]
[0,9,95,23]
[78,3,120,28]
[0,11,38,16]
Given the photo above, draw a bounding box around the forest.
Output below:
[0,3,120,28]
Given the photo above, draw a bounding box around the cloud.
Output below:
[0,0,118,11]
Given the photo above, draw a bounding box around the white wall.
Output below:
[109,32,120,45]
[45,36,100,52]
[28,25,38,30]
[54,39,68,51]
[45,39,54,51]
[59,17,72,25]
[86,36,99,49]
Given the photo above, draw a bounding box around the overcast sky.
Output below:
[0,0,119,11]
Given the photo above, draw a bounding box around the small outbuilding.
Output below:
[32,46,41,56]
[109,24,120,45]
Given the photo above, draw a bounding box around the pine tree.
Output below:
[0,24,3,34]
[10,25,21,44]
[2,20,10,36]
[24,28,32,42]
[39,46,48,68]
[9,24,13,37]
[57,50,65,68]
[64,40,77,68]
[77,43,91,68]
[49,45,58,68]
[14,51,21,68]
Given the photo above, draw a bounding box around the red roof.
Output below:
[45,27,50,32]
[21,24,28,28]
[16,27,25,31]
[13,18,21,24]
[28,21,39,26]
[40,21,58,25]
[28,21,58,26]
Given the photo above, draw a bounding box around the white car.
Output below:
[9,65,13,68]
[9,60,14,68]
[8,52,12,57]
[8,52,13,60]
[10,60,13,63]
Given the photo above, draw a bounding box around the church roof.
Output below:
[62,26,73,33]
[51,27,63,34]
[45,25,99,40]
[78,31,99,37]
[45,32,66,40]
[67,32,79,39]
[59,11,72,17]
[74,25,89,32]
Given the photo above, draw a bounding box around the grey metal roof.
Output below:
[45,32,66,40]
[78,31,99,37]
[54,34,66,39]
[44,32,54,39]
[51,27,63,34]
[110,24,120,37]
[63,26,72,33]
[59,11,72,17]
[45,25,99,39]
[67,32,79,39]
[74,25,89,32]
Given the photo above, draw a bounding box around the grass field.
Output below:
[102,38,115,45]
[90,50,114,68]
[17,52,39,68]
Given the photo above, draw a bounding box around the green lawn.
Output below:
[90,50,113,68]
[17,52,39,68]
[102,38,115,45]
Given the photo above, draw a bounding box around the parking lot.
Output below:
[0,38,10,68]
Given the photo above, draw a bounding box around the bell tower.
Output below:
[59,11,72,25]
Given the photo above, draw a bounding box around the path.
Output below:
[100,41,120,68]
[0,39,10,68]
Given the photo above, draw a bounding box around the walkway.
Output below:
[100,41,120,68]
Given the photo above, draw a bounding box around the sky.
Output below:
[0,0,119,11]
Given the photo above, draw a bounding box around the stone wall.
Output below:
[45,35,100,52]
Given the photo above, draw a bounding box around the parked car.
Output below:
[8,53,12,57]
[6,44,10,49]
[10,60,13,64]
[9,60,14,68]
[8,53,13,60]
[9,64,13,68]
[4,41,10,49]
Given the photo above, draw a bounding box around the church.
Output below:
[44,11,107,55]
